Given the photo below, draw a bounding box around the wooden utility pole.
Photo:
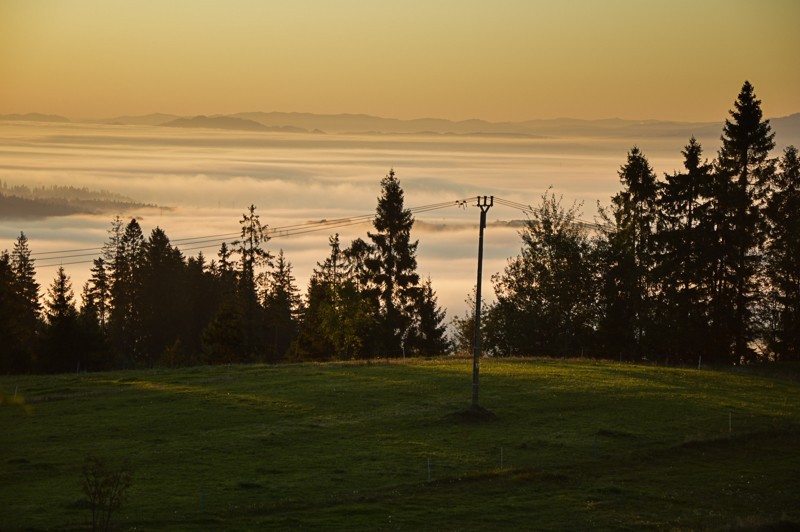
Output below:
[472,196,493,408]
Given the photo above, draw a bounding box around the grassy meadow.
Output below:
[1,358,799,530]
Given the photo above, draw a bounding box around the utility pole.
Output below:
[473,195,493,409]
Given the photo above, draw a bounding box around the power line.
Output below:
[29,195,604,268]
[493,196,604,229]
[32,199,471,267]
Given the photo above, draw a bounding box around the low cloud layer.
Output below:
[2,120,795,319]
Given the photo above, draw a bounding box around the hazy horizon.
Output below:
[10,109,800,125]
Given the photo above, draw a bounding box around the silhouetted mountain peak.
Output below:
[0,113,70,123]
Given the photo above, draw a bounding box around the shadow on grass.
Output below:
[447,405,498,423]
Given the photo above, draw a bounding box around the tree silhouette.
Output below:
[366,170,420,356]
[410,276,450,356]
[596,148,658,358]
[139,227,186,365]
[491,191,595,357]
[0,251,38,373]
[11,232,40,317]
[41,266,80,373]
[263,250,301,361]
[233,204,272,358]
[108,219,145,366]
[655,138,714,362]
[714,81,776,362]
[86,258,110,332]
[763,146,800,360]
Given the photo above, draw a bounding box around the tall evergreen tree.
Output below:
[366,170,420,356]
[655,138,714,362]
[108,218,146,366]
[596,148,658,358]
[181,253,219,363]
[86,258,110,331]
[78,281,110,371]
[233,204,272,358]
[263,250,301,361]
[0,251,37,373]
[714,81,776,362]
[41,266,80,373]
[102,216,125,264]
[213,241,238,298]
[763,146,800,360]
[234,205,272,288]
[11,232,40,317]
[139,227,186,366]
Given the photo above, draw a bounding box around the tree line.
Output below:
[0,170,449,374]
[452,82,799,365]
[2,81,798,373]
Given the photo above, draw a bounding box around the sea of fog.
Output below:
[0,120,745,321]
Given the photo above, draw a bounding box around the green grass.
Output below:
[2,358,799,530]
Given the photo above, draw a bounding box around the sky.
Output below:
[2,0,799,320]
[1,0,798,122]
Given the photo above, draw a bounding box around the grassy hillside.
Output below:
[1,358,799,530]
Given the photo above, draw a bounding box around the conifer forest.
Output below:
[2,82,799,374]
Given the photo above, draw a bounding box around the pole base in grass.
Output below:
[449,405,497,423]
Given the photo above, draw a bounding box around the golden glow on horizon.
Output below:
[1,0,798,121]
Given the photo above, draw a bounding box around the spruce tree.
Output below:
[78,281,110,371]
[366,170,420,356]
[597,148,658,358]
[233,204,271,358]
[139,227,186,366]
[11,232,40,317]
[410,277,450,356]
[108,218,146,366]
[182,253,219,362]
[655,138,714,362]
[87,258,110,331]
[214,241,238,297]
[764,146,800,359]
[714,81,776,362]
[263,250,301,361]
[0,251,37,373]
[41,266,80,373]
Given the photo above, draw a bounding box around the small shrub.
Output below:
[81,454,132,532]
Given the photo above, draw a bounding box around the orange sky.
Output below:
[1,0,798,122]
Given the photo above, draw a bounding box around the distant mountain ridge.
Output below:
[160,115,315,133]
[98,113,181,126]
[0,113,70,123]
[115,110,800,141]
[3,110,798,144]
